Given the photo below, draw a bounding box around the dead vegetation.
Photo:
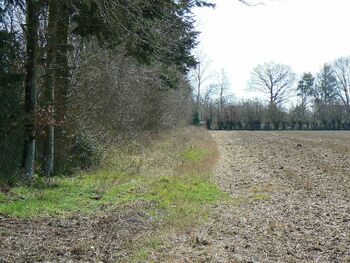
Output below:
[162,131,350,262]
[0,127,221,262]
[1,130,349,262]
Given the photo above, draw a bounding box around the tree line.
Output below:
[192,58,350,131]
[0,0,214,183]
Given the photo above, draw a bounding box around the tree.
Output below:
[216,69,232,110]
[0,20,24,180]
[89,0,214,72]
[297,72,314,108]
[333,57,350,109]
[249,62,296,105]
[201,83,217,129]
[315,64,337,105]
[42,0,58,175]
[189,50,211,122]
[312,64,338,129]
[295,72,314,128]
[213,69,232,129]
[22,0,39,178]
[1,0,215,180]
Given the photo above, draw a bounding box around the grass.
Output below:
[0,127,225,261]
[182,146,209,161]
[0,171,146,217]
[0,163,222,219]
[0,127,223,217]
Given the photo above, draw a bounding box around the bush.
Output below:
[71,133,103,170]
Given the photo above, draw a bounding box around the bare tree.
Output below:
[333,56,350,109]
[216,69,232,110]
[249,62,296,105]
[189,50,212,120]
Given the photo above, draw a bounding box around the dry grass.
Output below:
[179,130,350,263]
[0,127,224,262]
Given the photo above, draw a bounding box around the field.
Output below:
[165,131,350,262]
[0,130,349,262]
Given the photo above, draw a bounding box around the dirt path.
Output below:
[166,131,350,262]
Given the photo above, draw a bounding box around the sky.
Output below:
[193,0,350,102]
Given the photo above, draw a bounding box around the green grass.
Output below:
[0,192,6,203]
[182,146,209,161]
[0,155,224,219]
[0,130,227,262]
[154,175,222,207]
[0,170,149,217]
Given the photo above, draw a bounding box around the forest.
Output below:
[0,0,215,183]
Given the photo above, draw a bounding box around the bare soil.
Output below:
[0,200,158,262]
[162,131,350,263]
[1,131,350,262]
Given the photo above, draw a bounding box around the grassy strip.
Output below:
[0,127,225,261]
[0,157,221,218]
[0,171,146,217]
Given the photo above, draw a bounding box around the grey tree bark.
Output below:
[54,2,69,170]
[22,0,39,178]
[43,0,58,175]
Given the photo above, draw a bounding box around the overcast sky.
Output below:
[193,0,350,101]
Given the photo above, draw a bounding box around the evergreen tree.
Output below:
[297,72,314,107]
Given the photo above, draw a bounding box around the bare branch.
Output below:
[248,62,296,105]
[238,0,265,6]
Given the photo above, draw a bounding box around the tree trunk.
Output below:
[42,0,58,175]
[54,2,69,170]
[22,0,39,178]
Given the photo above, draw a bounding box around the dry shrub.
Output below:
[68,40,193,146]
[100,127,214,178]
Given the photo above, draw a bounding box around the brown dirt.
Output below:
[161,131,350,263]
[0,200,158,262]
[1,131,350,262]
